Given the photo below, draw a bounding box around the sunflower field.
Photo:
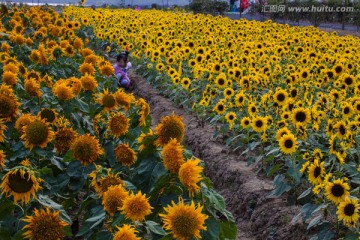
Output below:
[63,6,360,238]
[0,5,237,240]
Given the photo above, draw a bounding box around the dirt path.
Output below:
[129,71,307,240]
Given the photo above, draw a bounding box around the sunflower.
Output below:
[181,78,191,90]
[2,71,17,86]
[137,98,150,126]
[55,127,77,155]
[215,73,227,88]
[279,133,298,155]
[161,138,185,174]
[337,197,359,227]
[114,89,134,111]
[39,108,57,124]
[325,178,350,204]
[251,116,267,133]
[0,167,42,204]
[108,112,129,137]
[223,88,234,100]
[307,159,325,185]
[84,54,97,65]
[334,121,348,139]
[52,82,75,101]
[159,199,208,240]
[156,62,165,72]
[100,64,114,76]
[71,134,103,165]
[240,117,251,128]
[22,207,68,240]
[225,112,237,129]
[276,127,291,141]
[21,118,54,150]
[274,89,288,105]
[97,89,118,112]
[102,185,129,216]
[113,224,140,240]
[292,107,311,126]
[0,88,20,120]
[179,158,203,197]
[79,73,97,91]
[120,191,153,222]
[154,114,185,147]
[0,150,6,169]
[213,101,226,115]
[24,78,42,98]
[248,102,258,116]
[73,37,83,49]
[114,143,136,166]
[79,62,95,75]
[341,102,354,119]
[89,166,125,197]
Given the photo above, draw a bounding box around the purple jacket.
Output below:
[113,63,130,88]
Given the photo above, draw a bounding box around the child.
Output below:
[113,50,132,89]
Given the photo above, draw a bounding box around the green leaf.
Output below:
[202,217,220,240]
[74,98,90,113]
[76,209,106,236]
[219,221,238,240]
[297,188,312,200]
[0,227,11,239]
[307,215,322,230]
[145,221,166,236]
[268,174,291,198]
[0,200,16,220]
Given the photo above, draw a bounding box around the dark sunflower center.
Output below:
[255,120,263,128]
[335,66,342,73]
[339,125,346,135]
[284,139,293,148]
[40,109,56,123]
[26,121,49,145]
[343,107,350,115]
[103,95,116,108]
[302,72,308,78]
[215,65,220,71]
[277,93,285,102]
[314,166,321,178]
[331,184,345,197]
[218,105,224,111]
[295,111,306,122]
[291,90,297,97]
[8,171,34,193]
[226,90,232,95]
[239,96,244,102]
[0,94,16,118]
[229,115,234,120]
[344,203,355,216]
[251,107,256,112]
[218,79,225,85]
[357,104,360,111]
[244,120,249,125]
[345,77,353,85]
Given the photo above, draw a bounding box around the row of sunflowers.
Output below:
[0,5,236,240]
[63,6,360,238]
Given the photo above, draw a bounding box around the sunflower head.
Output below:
[71,134,103,165]
[21,118,54,150]
[161,138,185,174]
[0,167,42,204]
[55,127,78,155]
[97,89,118,111]
[279,133,298,155]
[22,207,68,240]
[102,185,129,216]
[179,158,203,197]
[114,142,136,166]
[39,108,57,124]
[80,73,98,91]
[325,178,350,205]
[120,191,153,222]
[113,224,140,240]
[337,197,359,227]
[159,199,208,240]
[154,114,185,147]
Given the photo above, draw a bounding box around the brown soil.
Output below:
[129,71,307,240]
